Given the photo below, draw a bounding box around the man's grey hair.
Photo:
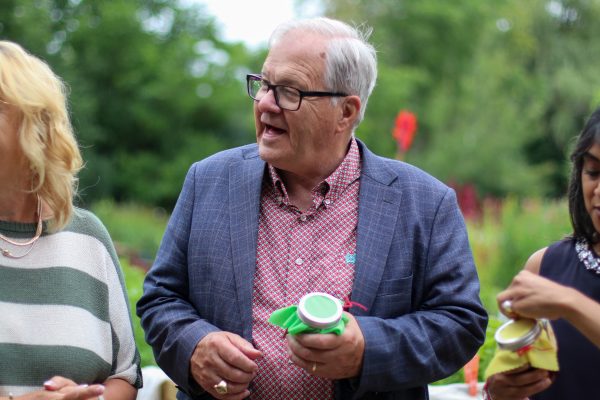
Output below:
[269,17,378,129]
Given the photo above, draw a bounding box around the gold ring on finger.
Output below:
[214,379,228,395]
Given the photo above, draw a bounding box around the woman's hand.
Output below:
[15,376,104,400]
[500,250,600,348]
[486,365,553,400]
[497,270,572,320]
[45,376,105,400]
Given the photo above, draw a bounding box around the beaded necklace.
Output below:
[575,238,600,275]
[0,194,43,259]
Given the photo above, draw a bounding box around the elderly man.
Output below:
[137,17,487,400]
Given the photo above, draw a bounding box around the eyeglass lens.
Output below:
[248,77,301,110]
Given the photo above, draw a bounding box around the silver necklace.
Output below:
[0,194,43,259]
[575,238,600,275]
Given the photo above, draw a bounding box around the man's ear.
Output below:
[336,95,361,133]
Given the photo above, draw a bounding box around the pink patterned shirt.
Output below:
[251,139,361,400]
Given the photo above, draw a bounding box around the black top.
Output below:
[532,238,600,400]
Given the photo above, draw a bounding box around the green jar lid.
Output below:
[297,292,343,329]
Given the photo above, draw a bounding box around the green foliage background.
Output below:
[2,0,600,205]
[0,0,592,388]
[326,0,600,198]
[1,0,263,207]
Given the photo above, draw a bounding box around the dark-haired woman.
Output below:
[484,108,600,399]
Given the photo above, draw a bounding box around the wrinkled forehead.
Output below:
[262,31,329,86]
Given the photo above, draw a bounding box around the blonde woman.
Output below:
[0,41,141,400]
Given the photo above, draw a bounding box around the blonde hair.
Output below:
[0,41,82,231]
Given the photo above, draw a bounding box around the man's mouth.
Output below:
[264,123,286,135]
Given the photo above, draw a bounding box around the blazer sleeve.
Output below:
[351,188,487,397]
[136,163,219,396]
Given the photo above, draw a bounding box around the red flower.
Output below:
[393,110,418,152]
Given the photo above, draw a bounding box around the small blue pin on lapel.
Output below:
[345,253,356,264]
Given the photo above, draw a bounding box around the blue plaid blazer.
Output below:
[137,140,488,400]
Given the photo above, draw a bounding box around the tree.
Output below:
[1,0,262,207]
[322,0,600,198]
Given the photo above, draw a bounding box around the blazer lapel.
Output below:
[351,142,401,315]
[229,146,265,339]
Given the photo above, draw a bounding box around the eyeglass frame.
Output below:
[246,74,348,111]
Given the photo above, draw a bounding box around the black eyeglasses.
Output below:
[246,74,348,111]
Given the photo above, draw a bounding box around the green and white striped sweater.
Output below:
[0,207,142,396]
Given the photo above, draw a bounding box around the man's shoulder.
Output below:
[200,143,259,163]
[358,141,449,193]
[188,143,261,173]
[217,143,260,160]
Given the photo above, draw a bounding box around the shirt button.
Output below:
[300,215,307,221]
[277,196,283,204]
[295,258,303,265]
[324,199,331,205]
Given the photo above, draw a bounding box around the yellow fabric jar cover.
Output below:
[485,318,559,379]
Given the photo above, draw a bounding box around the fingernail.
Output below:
[43,380,55,388]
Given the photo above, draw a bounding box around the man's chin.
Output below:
[257,144,286,165]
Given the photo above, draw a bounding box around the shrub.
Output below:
[92,199,168,270]
[121,257,157,367]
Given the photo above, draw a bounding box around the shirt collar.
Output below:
[266,138,361,207]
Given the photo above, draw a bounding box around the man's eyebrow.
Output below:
[261,73,299,87]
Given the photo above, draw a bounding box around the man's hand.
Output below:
[286,312,364,379]
[486,365,553,400]
[190,332,262,399]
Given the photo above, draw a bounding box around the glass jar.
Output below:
[495,318,543,351]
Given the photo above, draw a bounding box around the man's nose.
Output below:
[257,89,281,113]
